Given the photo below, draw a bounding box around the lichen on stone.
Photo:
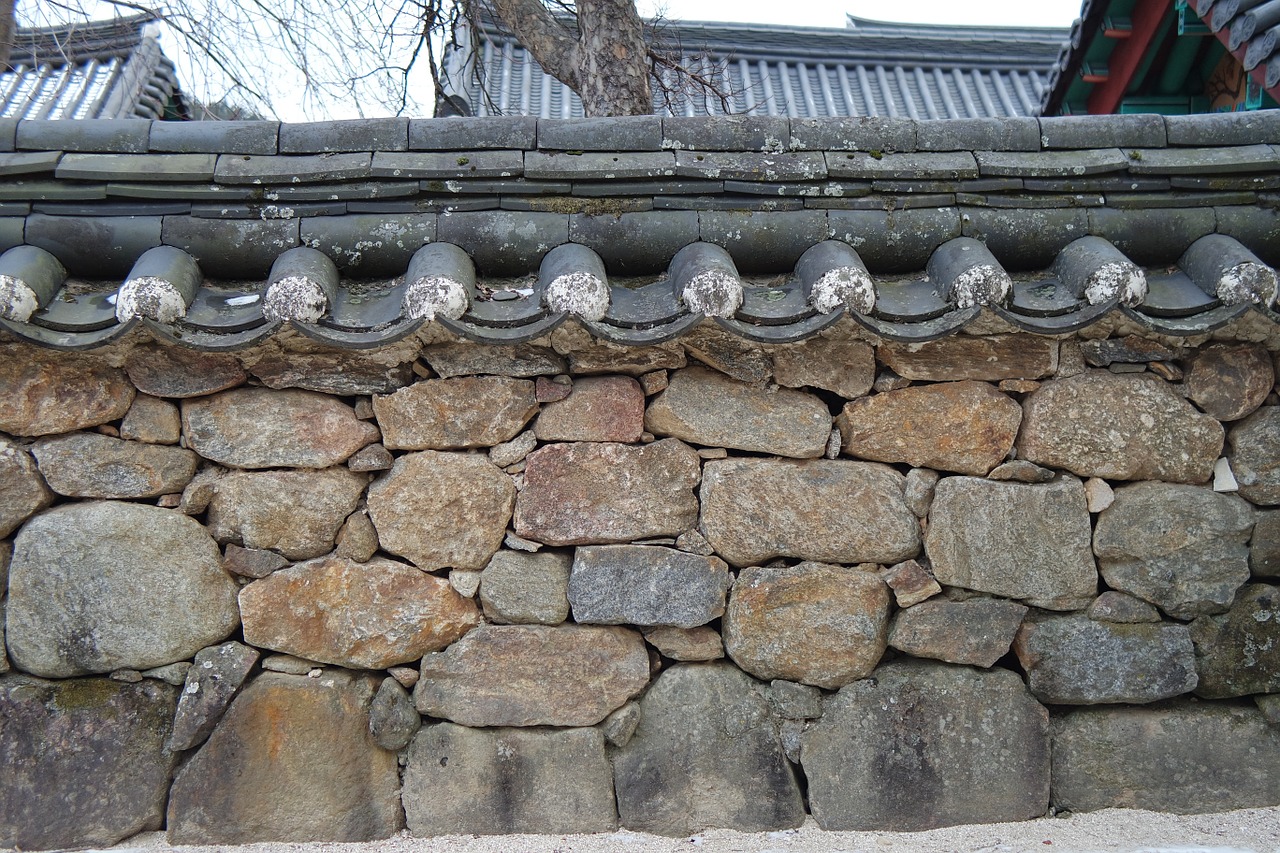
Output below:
[1217,262,1278,307]
[682,271,743,319]
[0,275,39,322]
[951,264,1012,309]
[1085,262,1147,306]
[115,276,189,324]
[545,272,610,322]
[810,267,876,315]
[403,276,469,321]
[262,276,328,323]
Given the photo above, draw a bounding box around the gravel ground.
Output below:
[87,807,1280,853]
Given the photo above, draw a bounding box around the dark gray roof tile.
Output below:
[351,198,500,213]
[55,153,216,182]
[189,201,346,219]
[699,210,828,273]
[0,151,62,176]
[662,116,791,152]
[1171,174,1280,190]
[653,195,803,211]
[410,117,538,150]
[828,208,961,273]
[35,201,191,216]
[526,151,676,180]
[568,211,700,275]
[17,119,149,153]
[674,151,826,181]
[573,179,722,197]
[826,150,979,180]
[26,213,161,277]
[106,182,261,201]
[0,119,17,152]
[0,202,29,215]
[256,181,419,202]
[161,216,300,278]
[817,193,957,210]
[1126,145,1280,175]
[0,180,107,201]
[1087,207,1218,266]
[372,151,523,179]
[279,118,409,153]
[1038,115,1167,150]
[1216,206,1280,266]
[1022,176,1173,192]
[214,153,373,184]
[975,149,1129,177]
[870,178,1023,193]
[426,178,571,195]
[149,121,279,155]
[721,180,847,197]
[300,213,436,277]
[956,192,1103,209]
[960,207,1090,271]
[538,116,663,151]
[1165,111,1280,146]
[1104,191,1257,209]
[436,211,569,276]
[500,197,653,214]
[915,117,1040,152]
[789,117,917,153]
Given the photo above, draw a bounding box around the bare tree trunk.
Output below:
[0,0,16,72]
[481,0,653,116]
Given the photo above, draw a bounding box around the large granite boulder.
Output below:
[31,432,198,498]
[613,662,805,836]
[700,458,919,567]
[0,347,134,436]
[1093,482,1254,619]
[403,724,617,835]
[166,671,403,844]
[888,597,1028,668]
[569,544,730,628]
[1052,702,1280,813]
[800,660,1049,831]
[6,502,240,677]
[1191,583,1280,698]
[240,555,481,669]
[0,675,180,851]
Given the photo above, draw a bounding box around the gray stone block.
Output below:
[480,550,571,625]
[162,216,300,278]
[149,121,279,154]
[915,117,1040,152]
[790,116,916,152]
[1039,114,1167,149]
[662,116,790,151]
[167,641,259,751]
[538,116,662,150]
[410,116,537,150]
[1165,111,1280,146]
[1192,583,1280,698]
[279,118,408,153]
[18,118,150,153]
[569,544,730,628]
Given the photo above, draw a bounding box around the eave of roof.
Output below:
[0,112,1278,352]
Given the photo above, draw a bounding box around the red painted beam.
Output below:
[1190,3,1280,109]
[1087,0,1174,113]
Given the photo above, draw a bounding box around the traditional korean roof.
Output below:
[0,112,1278,351]
[438,14,1066,120]
[2,15,187,122]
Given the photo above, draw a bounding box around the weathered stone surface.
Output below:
[1080,336,1177,367]
[0,347,135,436]
[183,388,379,469]
[335,509,378,562]
[125,345,246,398]
[404,724,617,835]
[613,663,805,836]
[6,502,240,678]
[369,676,419,751]
[488,429,536,467]
[0,438,52,538]
[682,325,772,383]
[878,335,1057,382]
[0,675,180,851]
[535,375,573,402]
[241,555,481,669]
[261,654,321,675]
[221,543,288,579]
[565,342,686,376]
[249,352,414,395]
[904,467,939,517]
[988,460,1055,483]
[802,660,1049,831]
[1018,373,1223,483]
[32,432,198,499]
[1184,344,1273,422]
[515,439,700,546]
[1084,477,1115,512]
[1229,406,1280,504]
[1192,583,1280,698]
[368,451,515,570]
[701,459,919,567]
[888,598,1027,667]
[421,343,567,378]
[1252,510,1280,577]
[373,377,537,450]
[838,380,1021,476]
[120,394,181,444]
[602,702,641,747]
[168,641,260,752]
[1094,482,1254,619]
[167,671,403,844]
[535,375,645,442]
[643,626,724,661]
[143,661,191,685]
[771,337,875,398]
[926,476,1097,609]
[1052,702,1280,813]
[348,442,393,471]
[883,559,942,607]
[206,467,368,560]
[569,545,730,628]
[724,562,890,689]
[767,680,823,719]
[1013,614,1197,704]
[414,624,648,727]
[1087,591,1162,623]
[645,367,831,458]
[479,550,571,625]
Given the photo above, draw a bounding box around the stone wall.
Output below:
[3,319,1280,848]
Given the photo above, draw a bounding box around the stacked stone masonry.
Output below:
[3,318,1280,848]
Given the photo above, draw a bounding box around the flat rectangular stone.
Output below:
[0,180,106,201]
[915,117,1040,152]
[819,194,956,210]
[790,117,916,152]
[722,180,832,197]
[371,150,523,179]
[410,117,537,150]
[35,201,191,216]
[826,151,978,180]
[17,119,149,153]
[1022,176,1172,192]
[424,178,569,195]
[1105,191,1257,209]
[674,151,826,181]
[55,153,216,182]
[878,335,1058,381]
[538,116,662,151]
[573,179,722,196]
[214,152,373,184]
[975,149,1129,177]
[525,151,675,180]
[662,116,790,152]
[656,196,803,211]
[0,151,61,176]
[279,118,408,153]
[149,121,279,154]
[1039,115,1167,149]
[106,183,260,201]
[351,198,498,214]
[1165,111,1280,146]
[1127,145,1279,174]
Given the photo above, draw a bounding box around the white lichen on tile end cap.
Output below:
[1217,262,1278,307]
[0,275,39,322]
[262,276,328,323]
[403,276,469,321]
[1085,262,1147,307]
[682,271,743,319]
[115,276,189,324]
[546,271,610,322]
[951,264,1012,309]
[810,266,875,315]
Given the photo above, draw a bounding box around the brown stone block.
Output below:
[878,334,1057,382]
